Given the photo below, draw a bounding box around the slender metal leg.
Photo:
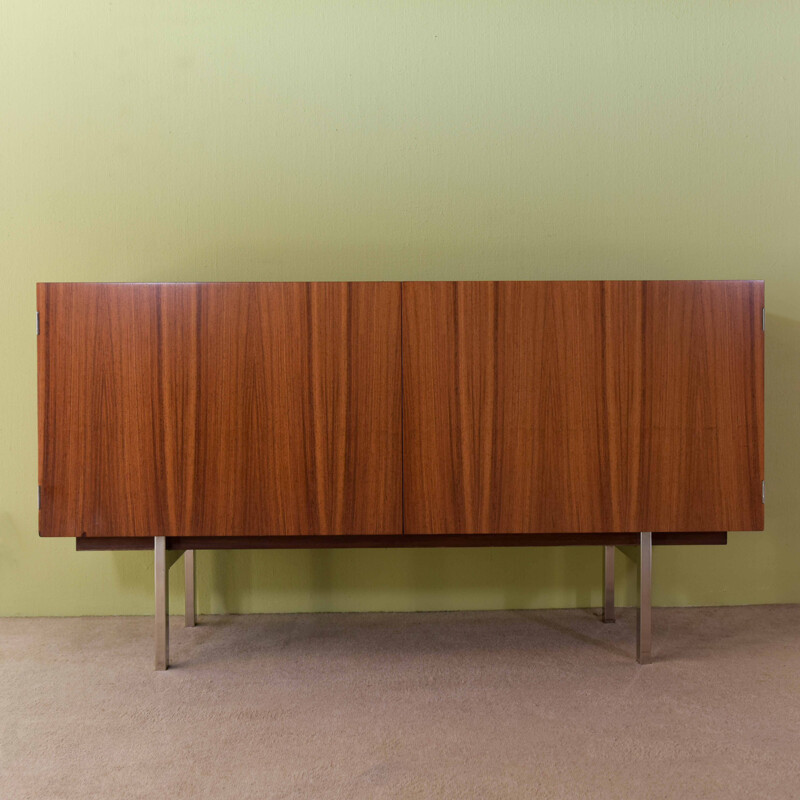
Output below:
[185,550,196,628]
[155,537,169,671]
[603,545,615,623]
[637,532,653,664]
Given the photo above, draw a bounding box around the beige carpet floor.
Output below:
[1,606,799,800]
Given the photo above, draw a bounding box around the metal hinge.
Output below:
[762,307,765,332]
[38,485,41,510]
[36,311,40,335]
[762,480,765,504]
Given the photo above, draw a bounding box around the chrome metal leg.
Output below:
[155,538,185,670]
[185,550,196,628]
[155,537,169,671]
[637,532,653,664]
[603,545,615,623]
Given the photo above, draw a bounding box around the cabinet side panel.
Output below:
[37,283,45,534]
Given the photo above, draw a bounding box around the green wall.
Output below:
[1,1,798,616]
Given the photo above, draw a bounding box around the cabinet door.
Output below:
[402,281,763,533]
[38,282,402,537]
[637,280,764,531]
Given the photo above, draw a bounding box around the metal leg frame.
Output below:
[155,538,198,671]
[161,536,651,668]
[637,532,652,665]
[601,533,652,664]
[185,550,196,628]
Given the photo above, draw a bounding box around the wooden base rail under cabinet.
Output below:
[75,533,728,551]
[37,281,764,669]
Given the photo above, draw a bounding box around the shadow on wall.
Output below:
[143,240,713,285]
[761,312,800,572]
[199,545,601,615]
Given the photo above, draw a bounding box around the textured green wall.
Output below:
[1,1,798,615]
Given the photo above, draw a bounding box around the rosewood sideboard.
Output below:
[36,281,765,668]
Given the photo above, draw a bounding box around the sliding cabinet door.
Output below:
[637,281,764,531]
[402,281,763,534]
[38,282,402,537]
[402,281,636,534]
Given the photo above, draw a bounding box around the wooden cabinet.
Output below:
[402,281,764,534]
[36,279,764,667]
[38,280,763,539]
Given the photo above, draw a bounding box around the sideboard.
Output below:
[36,281,765,668]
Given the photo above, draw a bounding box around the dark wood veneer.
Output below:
[38,282,402,537]
[75,532,728,551]
[402,281,764,534]
[38,280,763,541]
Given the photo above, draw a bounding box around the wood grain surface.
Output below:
[402,281,764,534]
[38,280,763,538]
[38,283,402,537]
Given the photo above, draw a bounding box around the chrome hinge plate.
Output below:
[762,307,765,332]
[762,480,765,504]
[36,311,40,336]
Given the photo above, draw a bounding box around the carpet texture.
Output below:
[1,606,799,799]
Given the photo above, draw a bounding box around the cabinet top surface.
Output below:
[36,279,764,288]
